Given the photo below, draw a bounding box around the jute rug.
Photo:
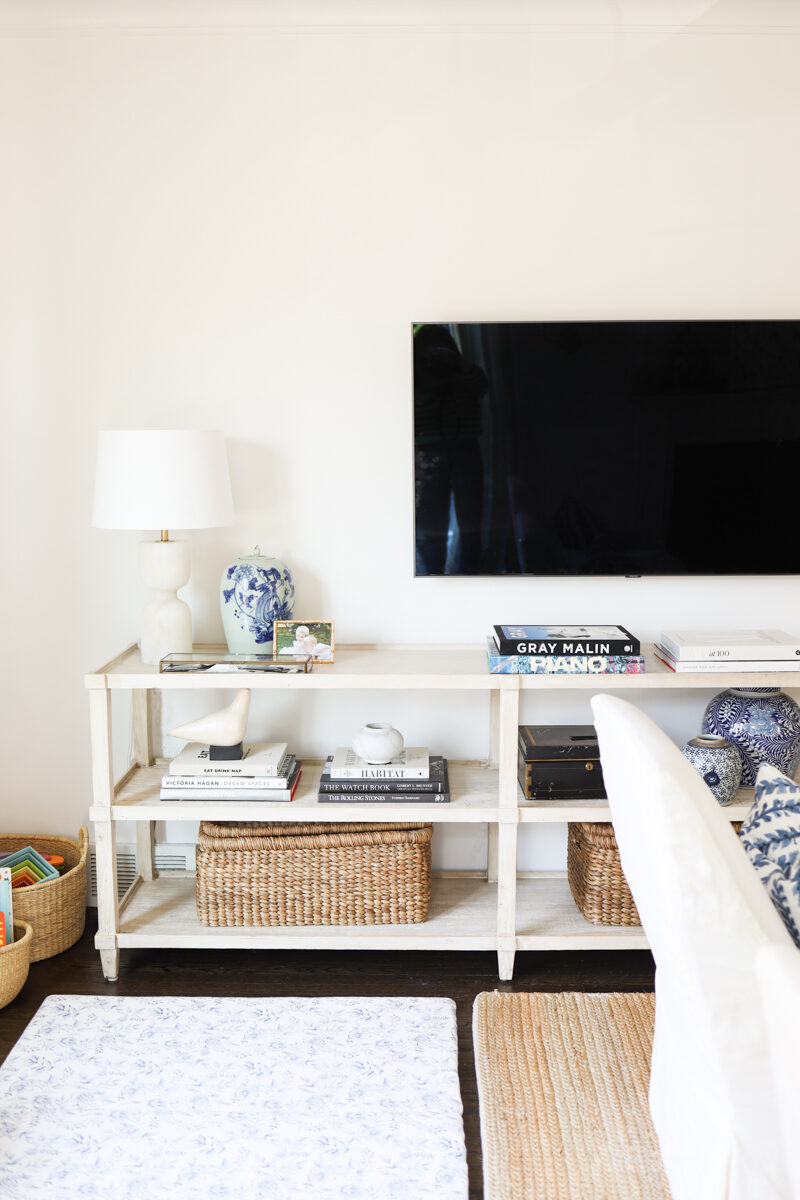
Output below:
[473,991,671,1200]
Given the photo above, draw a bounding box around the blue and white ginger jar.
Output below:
[681,733,742,805]
[702,688,800,788]
[220,547,295,652]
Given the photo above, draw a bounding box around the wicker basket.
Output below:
[567,822,641,927]
[0,828,88,961]
[0,921,33,1008]
[196,820,433,927]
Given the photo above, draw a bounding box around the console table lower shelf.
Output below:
[95,872,649,977]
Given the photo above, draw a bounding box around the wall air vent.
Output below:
[87,843,195,905]
[88,849,137,903]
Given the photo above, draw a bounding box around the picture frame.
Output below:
[273,620,335,664]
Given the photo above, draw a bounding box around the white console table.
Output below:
[86,643,778,981]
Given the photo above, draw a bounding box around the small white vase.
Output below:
[352,723,404,764]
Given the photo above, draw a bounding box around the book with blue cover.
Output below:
[0,868,12,945]
[486,638,645,675]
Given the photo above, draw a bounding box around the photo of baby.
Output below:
[274,620,335,664]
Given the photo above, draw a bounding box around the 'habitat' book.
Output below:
[493,624,639,657]
[168,742,289,777]
[328,747,430,779]
[319,755,447,793]
[486,639,645,675]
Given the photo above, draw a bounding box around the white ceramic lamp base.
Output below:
[138,539,192,665]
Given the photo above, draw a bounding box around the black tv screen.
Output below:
[413,320,800,576]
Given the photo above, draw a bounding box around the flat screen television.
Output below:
[412,320,800,577]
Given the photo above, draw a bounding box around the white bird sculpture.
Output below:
[168,688,251,749]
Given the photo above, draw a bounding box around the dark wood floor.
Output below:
[0,911,654,1199]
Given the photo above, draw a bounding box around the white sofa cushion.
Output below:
[756,943,800,1200]
[591,694,792,1200]
[740,763,800,947]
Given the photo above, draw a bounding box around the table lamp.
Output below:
[92,429,235,665]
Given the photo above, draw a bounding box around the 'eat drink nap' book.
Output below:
[162,756,297,789]
[168,742,289,777]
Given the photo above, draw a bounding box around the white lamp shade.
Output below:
[92,429,235,531]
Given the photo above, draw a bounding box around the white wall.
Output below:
[3,0,800,873]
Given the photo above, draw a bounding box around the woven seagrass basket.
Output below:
[0,921,33,1008]
[568,818,743,927]
[567,821,641,927]
[196,821,433,927]
[0,828,88,960]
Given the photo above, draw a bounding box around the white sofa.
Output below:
[591,695,797,1200]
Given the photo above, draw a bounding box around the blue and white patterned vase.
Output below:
[681,733,743,805]
[702,688,800,787]
[220,547,295,653]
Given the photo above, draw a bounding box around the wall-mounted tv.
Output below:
[413,320,800,577]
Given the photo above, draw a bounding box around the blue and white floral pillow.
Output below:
[740,763,800,948]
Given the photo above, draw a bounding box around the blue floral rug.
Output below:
[0,995,468,1199]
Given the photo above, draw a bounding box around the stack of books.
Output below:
[0,868,12,947]
[160,741,303,802]
[487,625,645,674]
[655,629,800,674]
[318,747,451,803]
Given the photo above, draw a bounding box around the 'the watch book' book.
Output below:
[318,788,450,804]
[319,755,448,792]
[493,625,639,657]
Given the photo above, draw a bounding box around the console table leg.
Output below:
[99,947,120,982]
[94,819,120,980]
[497,950,515,981]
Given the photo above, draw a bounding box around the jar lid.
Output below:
[689,734,731,749]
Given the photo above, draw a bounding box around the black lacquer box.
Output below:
[517,725,606,800]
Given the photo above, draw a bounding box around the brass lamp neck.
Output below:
[160,530,170,542]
